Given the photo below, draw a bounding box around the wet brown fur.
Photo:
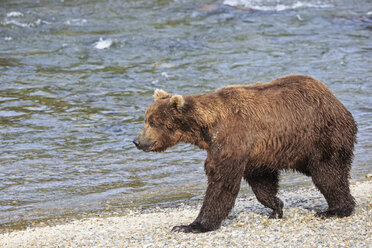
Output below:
[134,74,358,233]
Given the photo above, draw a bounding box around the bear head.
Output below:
[133,89,188,152]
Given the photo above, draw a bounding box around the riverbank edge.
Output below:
[0,178,371,247]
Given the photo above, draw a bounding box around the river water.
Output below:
[0,0,371,229]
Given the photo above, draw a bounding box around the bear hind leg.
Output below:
[309,159,355,218]
[245,169,283,219]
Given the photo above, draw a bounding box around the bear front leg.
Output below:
[172,159,244,233]
[172,179,242,233]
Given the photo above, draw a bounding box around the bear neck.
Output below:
[182,94,224,150]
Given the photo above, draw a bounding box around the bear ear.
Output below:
[170,95,185,111]
[154,89,171,101]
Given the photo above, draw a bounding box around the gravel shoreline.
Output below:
[1,180,371,248]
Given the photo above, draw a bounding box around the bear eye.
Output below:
[149,121,155,127]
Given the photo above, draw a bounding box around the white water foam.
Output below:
[223,0,333,11]
[1,18,45,28]
[65,18,87,26]
[6,11,23,17]
[161,72,170,78]
[2,19,30,28]
[94,37,113,49]
[3,11,50,28]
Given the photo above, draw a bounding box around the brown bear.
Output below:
[133,74,357,233]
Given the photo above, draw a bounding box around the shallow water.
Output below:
[0,0,371,229]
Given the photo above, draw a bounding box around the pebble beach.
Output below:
[1,180,371,248]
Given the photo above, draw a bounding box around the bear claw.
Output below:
[172,225,194,233]
[172,224,210,233]
[269,211,283,219]
[269,200,284,219]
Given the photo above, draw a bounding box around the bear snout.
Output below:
[133,135,156,152]
[133,137,140,147]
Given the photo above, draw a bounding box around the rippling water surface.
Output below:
[1,0,371,229]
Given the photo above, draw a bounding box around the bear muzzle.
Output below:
[132,137,140,147]
[133,136,156,152]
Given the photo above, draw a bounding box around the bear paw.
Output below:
[315,207,354,219]
[172,225,194,233]
[171,223,210,233]
[269,210,283,219]
[268,200,284,219]
[315,210,336,219]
